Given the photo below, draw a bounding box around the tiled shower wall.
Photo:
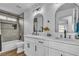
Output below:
[1,22,19,42]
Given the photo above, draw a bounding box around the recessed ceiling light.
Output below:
[16,5,22,8]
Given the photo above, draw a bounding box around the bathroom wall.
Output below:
[24,3,79,38]
[24,8,33,35]
[1,22,19,42]
[24,3,63,37]
[55,3,79,39]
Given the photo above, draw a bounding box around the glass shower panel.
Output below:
[1,23,19,42]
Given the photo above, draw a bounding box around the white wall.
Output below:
[24,8,33,35]
[24,3,63,37]
[24,3,78,38]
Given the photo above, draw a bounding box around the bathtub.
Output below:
[1,40,24,53]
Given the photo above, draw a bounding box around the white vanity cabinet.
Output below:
[49,48,61,56]
[49,47,74,56]
[24,37,36,56]
[24,41,35,56]
[35,40,49,56]
[48,40,78,56]
[35,44,45,56]
[24,35,79,56]
[24,36,49,56]
[49,48,74,56]
[48,45,75,56]
[60,51,74,56]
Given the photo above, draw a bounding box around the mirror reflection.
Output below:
[33,14,43,35]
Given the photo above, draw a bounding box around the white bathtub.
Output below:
[1,40,24,52]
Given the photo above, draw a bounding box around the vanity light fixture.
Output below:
[33,7,41,12]
[36,7,41,11]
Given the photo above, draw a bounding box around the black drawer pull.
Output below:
[35,45,37,51]
[61,54,63,56]
[39,41,43,43]
[27,43,30,48]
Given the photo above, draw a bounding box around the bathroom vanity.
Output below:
[24,35,79,56]
[24,3,79,56]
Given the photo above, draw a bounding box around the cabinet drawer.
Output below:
[49,47,74,56]
[24,37,35,43]
[49,41,79,55]
[61,52,74,56]
[49,48,61,56]
[24,36,49,47]
[36,40,49,47]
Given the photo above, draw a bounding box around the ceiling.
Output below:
[0,3,34,15]
[0,3,79,15]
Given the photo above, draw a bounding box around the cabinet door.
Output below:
[35,44,45,56]
[60,52,74,56]
[35,40,49,56]
[24,41,35,56]
[44,47,49,56]
[49,48,61,56]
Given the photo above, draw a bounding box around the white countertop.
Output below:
[24,34,79,46]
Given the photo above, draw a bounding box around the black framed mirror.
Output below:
[33,14,43,34]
